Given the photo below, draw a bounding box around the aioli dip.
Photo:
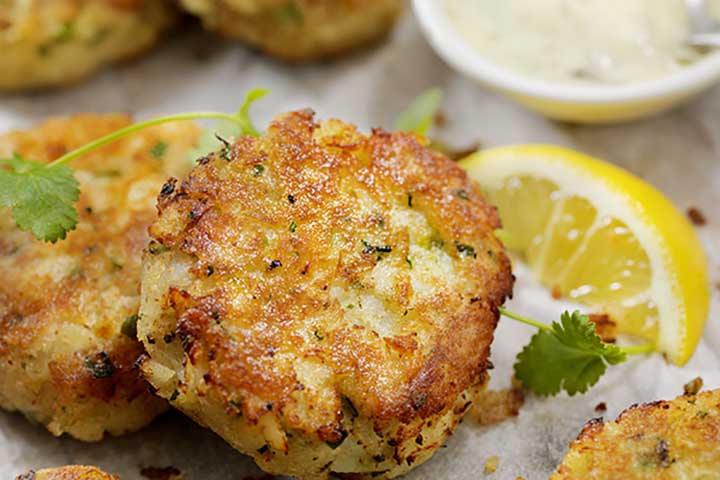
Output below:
[443,0,704,84]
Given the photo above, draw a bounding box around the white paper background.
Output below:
[1,9,719,480]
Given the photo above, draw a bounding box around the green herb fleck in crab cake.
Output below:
[138,109,514,478]
[0,0,177,92]
[178,0,403,61]
[0,114,199,440]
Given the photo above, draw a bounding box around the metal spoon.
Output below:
[686,0,720,47]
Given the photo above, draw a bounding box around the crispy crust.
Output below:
[552,389,720,479]
[16,466,118,480]
[178,0,402,61]
[0,114,199,440]
[139,110,513,478]
[0,0,176,91]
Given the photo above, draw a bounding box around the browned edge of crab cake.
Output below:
[0,0,178,92]
[0,114,199,440]
[138,109,513,478]
[16,466,119,480]
[552,388,720,479]
[178,0,403,61]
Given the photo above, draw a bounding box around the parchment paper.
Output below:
[1,9,719,480]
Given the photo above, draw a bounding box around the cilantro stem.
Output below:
[498,307,552,331]
[47,112,240,168]
[619,343,654,355]
[501,307,655,356]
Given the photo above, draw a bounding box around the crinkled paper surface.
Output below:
[1,10,719,480]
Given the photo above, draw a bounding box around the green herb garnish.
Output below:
[0,89,268,243]
[0,155,79,242]
[501,309,652,396]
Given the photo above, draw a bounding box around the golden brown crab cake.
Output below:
[138,110,514,479]
[552,388,720,479]
[0,0,177,92]
[0,114,200,441]
[178,0,402,61]
[15,466,118,480]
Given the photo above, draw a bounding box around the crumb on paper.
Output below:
[588,313,617,343]
[594,401,607,413]
[140,466,183,480]
[686,207,706,226]
[470,384,524,426]
[551,285,562,300]
[433,110,447,128]
[484,455,499,474]
[683,376,704,395]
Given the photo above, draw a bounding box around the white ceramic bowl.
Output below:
[413,0,720,124]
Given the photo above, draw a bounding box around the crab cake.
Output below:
[178,0,402,61]
[552,389,720,479]
[0,0,176,92]
[0,114,199,441]
[15,466,118,480]
[138,110,513,479]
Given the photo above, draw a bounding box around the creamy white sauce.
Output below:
[443,0,705,84]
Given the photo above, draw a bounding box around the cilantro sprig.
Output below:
[0,89,268,243]
[500,308,653,396]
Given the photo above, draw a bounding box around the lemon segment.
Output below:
[460,145,710,365]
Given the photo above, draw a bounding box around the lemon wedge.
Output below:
[460,145,709,365]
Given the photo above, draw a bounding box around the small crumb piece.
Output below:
[470,385,524,426]
[516,477,526,480]
[433,110,447,128]
[683,376,704,395]
[594,401,607,413]
[140,467,183,480]
[686,207,706,226]
[484,455,500,474]
[551,285,562,300]
[588,313,617,343]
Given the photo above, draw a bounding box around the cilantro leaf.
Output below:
[394,87,443,135]
[513,311,627,396]
[0,154,80,242]
[188,88,269,161]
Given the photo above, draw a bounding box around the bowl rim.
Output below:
[413,0,720,104]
